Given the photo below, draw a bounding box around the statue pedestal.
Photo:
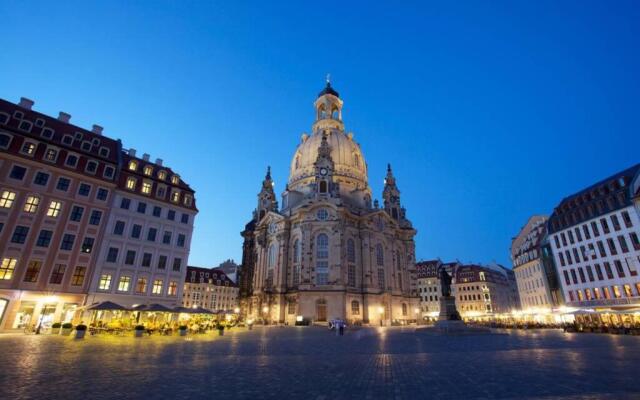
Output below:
[438,296,461,321]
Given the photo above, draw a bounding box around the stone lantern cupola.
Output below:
[383,164,402,221]
[313,77,344,132]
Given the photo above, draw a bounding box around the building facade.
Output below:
[548,164,640,309]
[240,82,419,325]
[0,96,197,330]
[0,98,120,330]
[182,266,239,312]
[511,215,561,311]
[454,264,519,316]
[415,260,442,317]
[86,151,197,308]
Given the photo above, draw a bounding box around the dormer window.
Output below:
[41,128,54,139]
[158,171,167,180]
[184,194,193,207]
[143,166,153,176]
[19,120,33,132]
[81,141,92,151]
[128,160,138,171]
[99,147,110,157]
[157,185,166,198]
[171,175,180,185]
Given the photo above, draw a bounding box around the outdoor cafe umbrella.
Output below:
[78,301,129,323]
[173,306,214,314]
[132,303,174,323]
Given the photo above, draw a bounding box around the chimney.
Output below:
[129,148,136,157]
[155,158,163,166]
[142,153,150,162]
[92,124,103,135]
[58,112,71,123]
[18,97,34,110]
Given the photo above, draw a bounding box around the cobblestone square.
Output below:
[1,327,639,400]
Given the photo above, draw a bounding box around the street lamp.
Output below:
[378,306,384,327]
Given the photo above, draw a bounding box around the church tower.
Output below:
[256,166,278,221]
[383,164,402,221]
[313,133,339,198]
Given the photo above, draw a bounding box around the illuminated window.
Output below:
[168,281,178,296]
[135,277,147,293]
[23,196,40,213]
[118,276,131,292]
[152,279,163,295]
[47,201,62,217]
[158,170,167,180]
[141,181,152,195]
[143,166,153,176]
[98,274,112,290]
[126,177,136,190]
[21,142,36,155]
[128,160,137,171]
[0,258,18,280]
[171,175,179,184]
[71,266,86,286]
[170,190,180,203]
[351,300,360,315]
[0,190,16,208]
[44,148,58,162]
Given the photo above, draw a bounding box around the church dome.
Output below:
[288,129,368,192]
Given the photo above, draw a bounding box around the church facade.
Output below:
[239,82,419,325]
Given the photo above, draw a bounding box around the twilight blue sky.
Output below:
[1,1,639,268]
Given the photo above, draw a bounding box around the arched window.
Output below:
[316,234,329,285]
[348,264,356,287]
[331,107,339,119]
[354,154,360,168]
[319,181,327,193]
[351,300,360,315]
[377,269,385,289]
[376,244,384,266]
[402,303,408,316]
[316,234,328,258]
[347,239,355,263]
[319,104,327,119]
[268,243,277,269]
[293,239,301,263]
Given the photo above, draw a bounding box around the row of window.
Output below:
[0,114,111,156]
[557,233,640,267]
[522,295,550,307]
[554,211,634,249]
[112,220,187,247]
[4,224,96,253]
[5,165,110,200]
[561,258,639,286]
[420,295,439,302]
[551,189,628,232]
[124,175,193,207]
[0,257,87,286]
[105,247,182,271]
[127,159,179,184]
[567,283,640,303]
[118,197,190,223]
[97,273,178,296]
[0,134,116,180]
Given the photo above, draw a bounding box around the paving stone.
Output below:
[0,327,638,399]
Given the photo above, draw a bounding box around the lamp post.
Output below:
[378,306,384,327]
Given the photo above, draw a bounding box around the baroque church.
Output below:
[239,82,418,325]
